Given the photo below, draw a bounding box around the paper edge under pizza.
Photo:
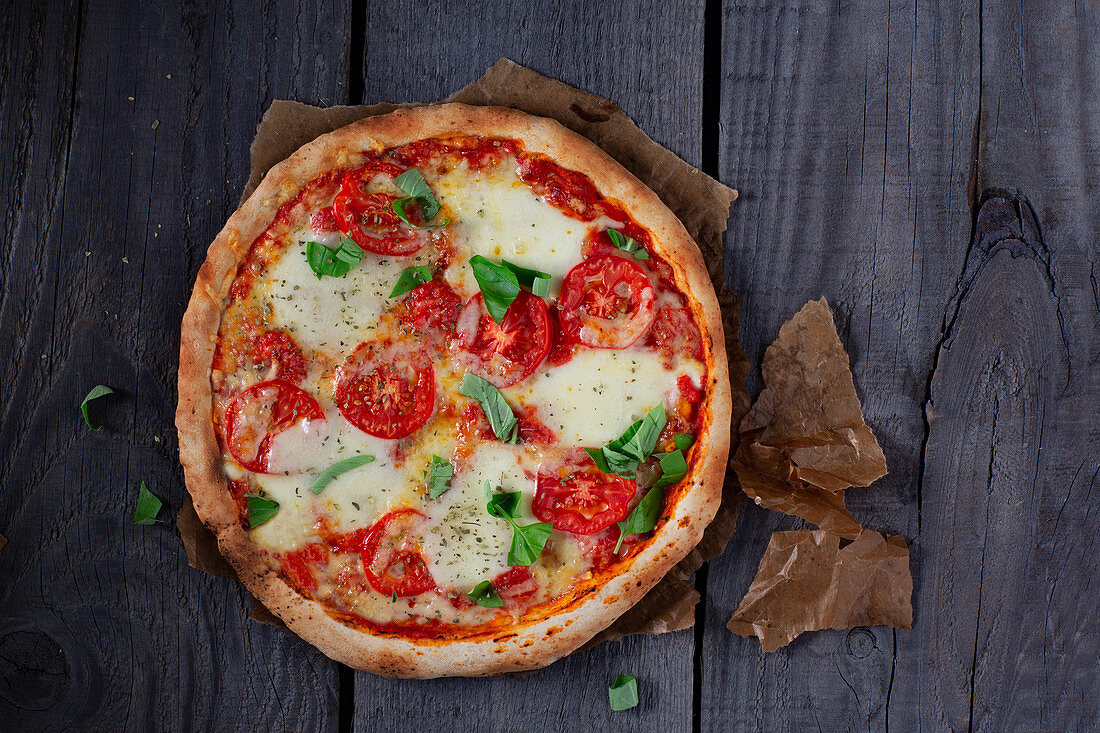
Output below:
[175,103,732,677]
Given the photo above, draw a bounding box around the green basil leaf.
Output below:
[609,675,639,711]
[615,487,665,553]
[466,580,504,608]
[310,455,375,495]
[469,255,521,323]
[653,450,688,489]
[306,238,363,279]
[389,266,433,298]
[486,482,522,519]
[585,447,612,473]
[590,404,667,478]
[502,259,551,298]
[606,229,650,261]
[674,432,695,452]
[81,384,114,430]
[132,481,163,525]
[391,197,449,229]
[246,493,280,528]
[508,520,552,566]
[425,455,454,499]
[392,169,440,219]
[460,373,521,443]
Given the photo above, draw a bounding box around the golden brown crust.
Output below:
[176,103,732,677]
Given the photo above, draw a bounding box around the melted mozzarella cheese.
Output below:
[262,238,421,354]
[434,164,588,298]
[507,347,681,447]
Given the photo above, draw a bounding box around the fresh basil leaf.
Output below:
[391,198,449,229]
[502,259,551,298]
[306,238,363,279]
[508,520,552,566]
[132,482,163,525]
[310,455,375,495]
[614,487,665,553]
[392,169,440,219]
[485,482,522,519]
[425,455,454,498]
[586,448,612,474]
[81,384,114,430]
[389,266,433,298]
[469,255,521,323]
[466,580,504,608]
[609,675,639,711]
[606,229,650,261]
[590,404,667,478]
[460,373,521,443]
[246,493,280,528]
[674,433,695,452]
[653,450,688,489]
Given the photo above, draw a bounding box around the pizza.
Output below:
[176,103,731,677]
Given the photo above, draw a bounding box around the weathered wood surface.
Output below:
[0,0,1096,731]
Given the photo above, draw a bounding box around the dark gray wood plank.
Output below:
[0,0,350,729]
[704,0,980,729]
[354,2,704,730]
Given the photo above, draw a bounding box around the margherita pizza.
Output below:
[176,104,731,677]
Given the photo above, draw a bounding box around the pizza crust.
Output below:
[176,103,732,677]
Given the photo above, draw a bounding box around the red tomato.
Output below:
[359,510,435,597]
[453,292,551,387]
[332,162,423,255]
[533,469,636,535]
[309,206,338,232]
[493,566,538,606]
[646,306,703,361]
[252,330,308,383]
[678,374,702,403]
[558,255,656,348]
[334,340,435,439]
[397,279,462,337]
[224,380,325,473]
[578,525,642,571]
[281,543,329,595]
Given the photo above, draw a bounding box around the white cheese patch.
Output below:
[507,347,681,447]
[262,238,419,355]
[433,163,587,298]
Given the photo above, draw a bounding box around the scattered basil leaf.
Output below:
[615,487,665,553]
[460,373,521,443]
[502,259,551,298]
[485,482,550,566]
[246,493,280,528]
[485,482,522,518]
[469,255,521,323]
[391,168,448,228]
[466,580,504,608]
[606,229,650,261]
[391,591,398,603]
[310,455,375,495]
[674,432,695,452]
[81,385,114,430]
[589,404,667,478]
[653,450,688,489]
[306,238,363,279]
[425,455,454,499]
[389,266,433,298]
[392,198,449,229]
[132,482,163,525]
[609,675,639,711]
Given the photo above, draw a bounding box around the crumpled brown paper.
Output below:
[727,529,912,652]
[731,298,887,539]
[181,59,750,639]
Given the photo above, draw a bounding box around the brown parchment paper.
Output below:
[727,529,912,652]
[731,298,887,539]
[179,59,751,639]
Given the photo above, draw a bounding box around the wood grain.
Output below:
[0,0,350,729]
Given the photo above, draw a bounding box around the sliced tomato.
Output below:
[578,525,642,571]
[493,566,538,606]
[281,543,329,595]
[359,509,435,597]
[334,340,435,439]
[533,468,636,535]
[309,206,338,232]
[454,291,551,387]
[252,330,308,383]
[333,161,423,255]
[646,306,703,361]
[558,255,656,348]
[397,279,462,338]
[224,380,325,474]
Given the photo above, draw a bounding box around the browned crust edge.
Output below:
[175,103,732,677]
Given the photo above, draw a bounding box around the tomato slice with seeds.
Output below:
[646,306,703,362]
[397,279,462,338]
[493,566,538,606]
[359,509,435,597]
[454,291,551,387]
[224,379,325,474]
[332,161,423,255]
[252,330,308,383]
[334,340,435,439]
[533,468,636,535]
[558,255,656,349]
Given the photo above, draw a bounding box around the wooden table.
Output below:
[2,1,1097,730]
